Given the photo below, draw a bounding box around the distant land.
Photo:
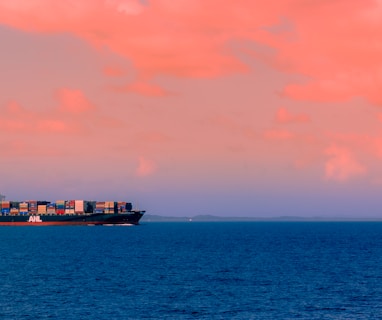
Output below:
[141,214,382,222]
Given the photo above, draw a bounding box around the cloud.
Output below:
[275,107,310,124]
[135,156,156,176]
[324,145,366,181]
[57,88,96,113]
[0,101,75,134]
[0,1,381,104]
[0,88,117,135]
[273,1,382,105]
[103,65,128,77]
[0,0,249,79]
[6,100,25,114]
[36,120,70,133]
[373,137,382,159]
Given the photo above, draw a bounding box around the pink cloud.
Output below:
[373,137,382,159]
[0,118,26,131]
[0,92,111,135]
[275,107,310,124]
[118,2,381,102]
[0,102,77,134]
[135,156,156,176]
[0,1,381,103]
[273,1,382,105]
[0,0,265,80]
[6,100,26,114]
[36,120,70,133]
[57,88,96,113]
[324,145,367,181]
[103,65,128,77]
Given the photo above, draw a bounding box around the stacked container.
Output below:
[10,202,19,215]
[28,200,37,215]
[0,198,137,216]
[69,200,75,214]
[10,206,19,215]
[95,201,105,214]
[19,202,29,215]
[47,203,56,215]
[74,200,84,214]
[56,200,65,215]
[104,201,114,214]
[37,204,47,215]
[65,201,73,214]
[1,201,11,215]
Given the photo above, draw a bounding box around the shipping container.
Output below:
[1,201,10,208]
[104,201,113,214]
[10,208,19,215]
[95,202,105,214]
[1,201,11,215]
[28,200,38,215]
[37,205,47,215]
[47,203,56,215]
[74,200,84,214]
[19,202,28,215]
[56,200,65,215]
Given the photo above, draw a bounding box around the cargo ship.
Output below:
[0,195,145,226]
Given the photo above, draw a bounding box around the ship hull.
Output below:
[0,211,144,226]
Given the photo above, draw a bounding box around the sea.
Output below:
[1,222,382,319]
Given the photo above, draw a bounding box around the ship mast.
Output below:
[0,194,5,201]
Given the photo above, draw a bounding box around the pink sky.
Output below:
[1,0,382,217]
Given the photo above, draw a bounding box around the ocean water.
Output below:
[1,222,382,319]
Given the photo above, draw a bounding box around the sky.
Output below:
[0,0,382,217]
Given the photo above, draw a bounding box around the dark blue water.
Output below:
[1,222,382,319]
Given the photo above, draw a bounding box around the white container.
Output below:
[75,200,84,214]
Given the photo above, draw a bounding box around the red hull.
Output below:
[0,221,134,226]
